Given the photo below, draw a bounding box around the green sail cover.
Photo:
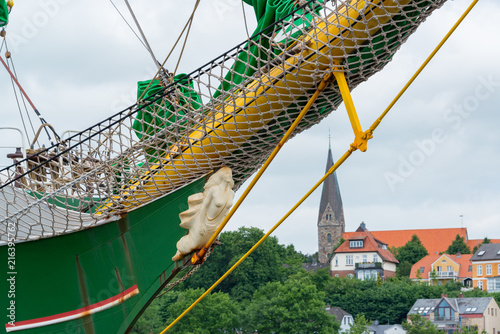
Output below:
[214,0,323,97]
[0,1,8,27]
[133,74,201,141]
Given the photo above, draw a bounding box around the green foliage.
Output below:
[403,314,443,333]
[459,326,479,334]
[395,235,429,264]
[397,261,413,278]
[445,234,471,255]
[347,314,370,334]
[164,288,241,334]
[334,237,346,250]
[322,276,463,324]
[182,227,305,301]
[472,237,491,254]
[390,235,428,278]
[244,273,340,334]
[391,235,428,277]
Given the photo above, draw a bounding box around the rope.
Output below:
[241,1,251,40]
[137,0,201,101]
[159,1,478,330]
[108,0,150,52]
[173,0,200,76]
[123,0,161,72]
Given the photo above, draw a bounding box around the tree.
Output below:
[391,235,428,277]
[472,237,491,254]
[244,273,340,333]
[445,234,471,255]
[182,227,305,301]
[403,314,443,333]
[397,261,414,278]
[347,314,371,334]
[394,235,429,264]
[164,288,241,334]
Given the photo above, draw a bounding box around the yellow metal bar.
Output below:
[191,71,336,264]
[333,71,363,136]
[333,70,373,152]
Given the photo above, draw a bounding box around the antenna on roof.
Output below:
[459,215,463,228]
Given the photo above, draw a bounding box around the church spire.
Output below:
[317,139,345,264]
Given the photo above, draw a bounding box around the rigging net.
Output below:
[0,0,447,244]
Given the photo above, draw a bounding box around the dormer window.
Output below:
[350,240,363,248]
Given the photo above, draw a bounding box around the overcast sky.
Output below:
[1,0,499,255]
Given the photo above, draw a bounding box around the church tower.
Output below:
[317,142,345,264]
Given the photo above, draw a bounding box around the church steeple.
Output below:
[317,139,345,264]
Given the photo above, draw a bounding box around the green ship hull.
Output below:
[1,177,206,334]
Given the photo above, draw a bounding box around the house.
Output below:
[409,253,473,287]
[343,227,469,255]
[408,296,500,333]
[330,223,398,280]
[471,243,500,292]
[368,322,406,334]
[326,306,353,333]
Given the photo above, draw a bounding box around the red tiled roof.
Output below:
[343,228,468,255]
[467,239,500,250]
[409,254,473,279]
[335,228,398,263]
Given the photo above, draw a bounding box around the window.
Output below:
[420,267,425,273]
[435,300,455,321]
[447,266,453,273]
[349,240,363,248]
[498,264,500,275]
[487,265,492,275]
[327,233,332,243]
[436,266,442,272]
[477,265,483,276]
[346,255,353,266]
[363,255,368,263]
[335,256,338,266]
[478,281,483,290]
[478,251,485,256]
[357,271,364,280]
[469,265,472,272]
[373,254,378,263]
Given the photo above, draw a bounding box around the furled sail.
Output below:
[0,0,9,27]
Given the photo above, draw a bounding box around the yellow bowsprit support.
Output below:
[333,69,373,152]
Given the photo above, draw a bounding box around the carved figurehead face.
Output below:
[205,167,234,190]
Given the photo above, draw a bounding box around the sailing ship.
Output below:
[0,0,468,332]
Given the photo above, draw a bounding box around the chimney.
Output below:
[326,305,331,310]
[360,222,366,231]
[456,253,461,258]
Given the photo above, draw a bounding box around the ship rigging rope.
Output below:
[0,40,36,144]
[108,0,150,52]
[81,0,201,158]
[159,0,479,331]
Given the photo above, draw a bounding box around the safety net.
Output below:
[0,0,447,244]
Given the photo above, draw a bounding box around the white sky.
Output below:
[1,0,499,254]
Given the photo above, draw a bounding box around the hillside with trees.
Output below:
[131,227,500,333]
